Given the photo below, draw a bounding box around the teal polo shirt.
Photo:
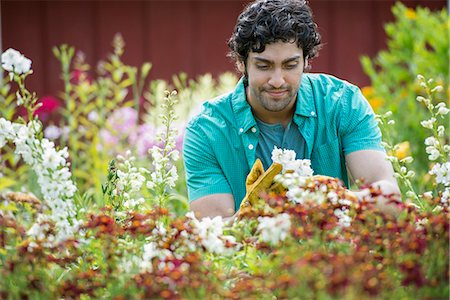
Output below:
[183,73,384,209]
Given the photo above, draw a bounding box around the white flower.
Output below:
[271,146,313,176]
[1,48,32,75]
[257,213,291,246]
[437,126,445,137]
[44,125,62,140]
[190,215,236,255]
[334,208,352,228]
[441,188,450,206]
[1,48,21,72]
[424,137,439,147]
[430,162,450,186]
[14,56,32,74]
[426,147,440,161]
[420,118,436,129]
[415,218,428,230]
[0,117,78,245]
[436,103,450,116]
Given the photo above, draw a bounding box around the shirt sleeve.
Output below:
[339,86,385,155]
[183,121,233,202]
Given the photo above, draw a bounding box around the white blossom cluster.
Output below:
[113,152,146,209]
[0,118,79,244]
[140,213,238,274]
[271,147,353,228]
[333,208,352,228]
[146,145,179,190]
[186,212,239,255]
[430,162,450,187]
[1,48,32,80]
[146,92,180,193]
[257,213,291,245]
[424,137,442,161]
[271,146,313,176]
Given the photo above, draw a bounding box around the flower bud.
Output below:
[400,156,414,164]
[431,85,444,93]
[437,106,449,116]
[406,170,415,178]
[416,96,426,102]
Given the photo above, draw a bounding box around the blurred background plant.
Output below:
[1,34,238,213]
[361,3,449,193]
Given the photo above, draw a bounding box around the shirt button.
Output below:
[251,127,257,133]
[310,111,315,116]
[248,144,254,150]
[239,128,244,133]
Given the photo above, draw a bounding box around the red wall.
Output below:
[1,0,446,98]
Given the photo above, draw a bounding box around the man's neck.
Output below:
[252,108,294,128]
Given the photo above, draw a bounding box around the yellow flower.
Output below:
[361,86,384,111]
[405,8,416,20]
[368,97,384,112]
[361,86,374,98]
[395,141,411,160]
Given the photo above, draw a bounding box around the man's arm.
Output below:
[189,193,237,221]
[346,149,400,198]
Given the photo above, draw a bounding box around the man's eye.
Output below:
[285,63,298,69]
[256,65,270,70]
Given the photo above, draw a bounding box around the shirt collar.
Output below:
[295,74,317,118]
[231,74,317,134]
[231,77,257,134]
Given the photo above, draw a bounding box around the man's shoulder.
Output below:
[187,91,234,129]
[304,73,359,91]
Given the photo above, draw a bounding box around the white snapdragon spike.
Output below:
[1,48,32,80]
[430,162,450,186]
[441,188,450,207]
[334,208,351,228]
[0,117,79,245]
[272,146,313,176]
[113,154,146,208]
[186,212,239,255]
[257,213,291,246]
[420,117,436,129]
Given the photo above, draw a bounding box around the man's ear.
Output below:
[236,60,245,73]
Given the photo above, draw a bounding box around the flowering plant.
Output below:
[1,44,448,299]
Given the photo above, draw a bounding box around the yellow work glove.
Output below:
[239,159,283,210]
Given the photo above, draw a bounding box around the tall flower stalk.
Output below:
[0,49,80,244]
[376,111,423,208]
[145,90,180,208]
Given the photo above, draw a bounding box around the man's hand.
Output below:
[239,159,283,210]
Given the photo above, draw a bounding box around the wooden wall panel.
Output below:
[96,1,146,67]
[44,1,97,95]
[1,0,446,98]
[2,1,45,94]
[145,1,196,80]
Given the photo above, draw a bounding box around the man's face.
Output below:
[240,41,305,119]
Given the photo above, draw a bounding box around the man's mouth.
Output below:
[265,90,288,98]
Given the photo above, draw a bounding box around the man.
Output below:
[183,0,400,220]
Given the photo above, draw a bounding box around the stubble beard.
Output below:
[251,86,297,112]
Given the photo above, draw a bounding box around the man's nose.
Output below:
[268,69,285,88]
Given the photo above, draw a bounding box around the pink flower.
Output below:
[107,107,138,134]
[129,123,160,158]
[34,96,61,122]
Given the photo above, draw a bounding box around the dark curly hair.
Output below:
[227,0,321,65]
